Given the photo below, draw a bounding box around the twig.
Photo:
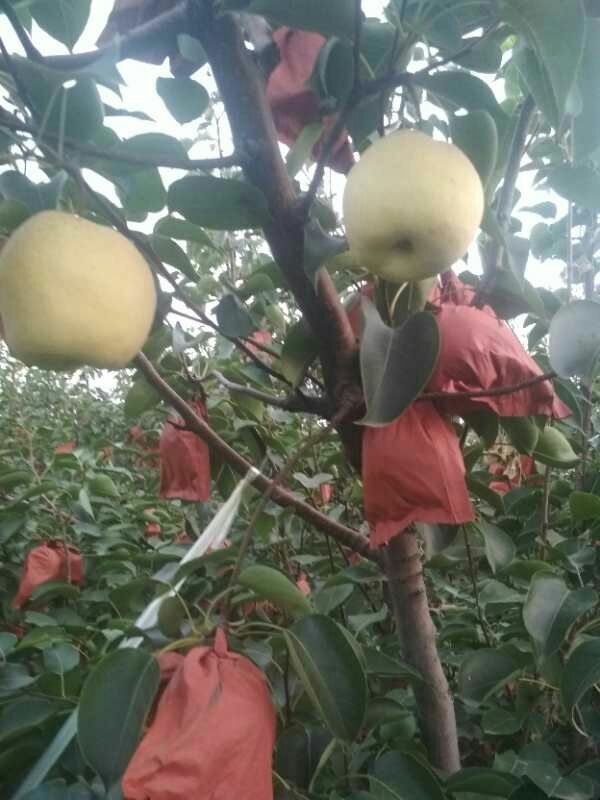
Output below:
[0,116,239,171]
[463,526,492,647]
[423,23,499,73]
[539,465,552,560]
[212,370,329,416]
[0,0,42,60]
[135,353,377,561]
[421,370,557,401]
[475,95,535,305]
[0,37,36,116]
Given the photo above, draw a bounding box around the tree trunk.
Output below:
[383,532,461,774]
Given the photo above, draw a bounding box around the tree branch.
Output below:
[421,370,557,401]
[135,353,376,562]
[0,115,239,171]
[0,0,42,61]
[212,370,329,416]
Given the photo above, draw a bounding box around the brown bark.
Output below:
[382,533,461,773]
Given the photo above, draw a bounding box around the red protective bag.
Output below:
[428,303,571,419]
[122,630,276,800]
[363,402,474,547]
[12,541,83,608]
[54,441,76,454]
[266,27,354,174]
[159,401,211,502]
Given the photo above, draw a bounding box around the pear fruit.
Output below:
[342,129,484,283]
[0,210,157,370]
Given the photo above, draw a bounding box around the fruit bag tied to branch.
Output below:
[266,27,354,174]
[362,402,474,547]
[12,541,83,608]
[427,273,571,419]
[158,400,211,502]
[122,629,276,800]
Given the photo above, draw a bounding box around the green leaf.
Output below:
[533,426,579,469]
[43,644,80,675]
[549,300,600,379]
[283,614,367,741]
[215,294,254,338]
[562,639,600,717]
[546,165,600,211]
[156,77,210,124]
[0,171,68,215]
[78,649,159,791]
[168,175,270,230]
[239,565,312,619]
[0,663,37,696]
[371,751,445,800]
[116,169,166,216]
[286,123,323,178]
[303,219,347,284]
[124,377,161,418]
[458,648,521,704]
[476,521,516,574]
[151,234,197,281]
[280,320,319,387]
[450,110,498,189]
[30,0,91,49]
[573,19,600,160]
[446,767,521,797]
[115,133,189,164]
[222,0,355,39]
[359,303,439,427]
[500,0,585,128]
[501,416,540,455]
[523,572,597,659]
[416,71,508,127]
[570,491,600,520]
[0,698,58,746]
[154,216,215,249]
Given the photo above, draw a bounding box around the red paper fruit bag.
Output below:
[122,629,276,800]
[13,541,83,608]
[159,401,211,502]
[363,401,474,547]
[266,27,354,174]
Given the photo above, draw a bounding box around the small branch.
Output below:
[421,371,557,402]
[539,464,552,560]
[0,0,42,60]
[135,353,377,562]
[0,116,239,171]
[475,95,535,305]
[212,370,329,417]
[463,526,492,647]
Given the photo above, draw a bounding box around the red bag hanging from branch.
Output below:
[12,541,83,609]
[122,629,276,800]
[363,402,474,548]
[427,274,570,420]
[159,401,211,502]
[266,27,354,174]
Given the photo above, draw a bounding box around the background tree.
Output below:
[0,1,600,798]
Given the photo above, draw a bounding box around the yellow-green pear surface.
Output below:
[343,129,484,283]
[0,210,157,370]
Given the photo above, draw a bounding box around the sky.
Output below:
[0,0,568,296]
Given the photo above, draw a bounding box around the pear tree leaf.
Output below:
[359,301,439,427]
[168,175,270,230]
[156,77,210,124]
[280,321,319,387]
[546,165,600,212]
[499,0,585,128]
[450,109,498,189]
[562,640,600,718]
[549,300,600,379]
[215,294,255,338]
[573,19,600,160]
[303,219,347,284]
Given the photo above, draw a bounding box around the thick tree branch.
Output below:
[135,353,376,562]
[383,533,461,773]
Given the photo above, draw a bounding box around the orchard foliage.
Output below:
[0,1,600,799]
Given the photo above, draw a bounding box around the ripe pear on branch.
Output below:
[342,129,484,284]
[0,210,157,370]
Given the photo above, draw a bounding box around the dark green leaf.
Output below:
[156,77,210,124]
[303,219,347,284]
[569,491,600,520]
[215,294,254,338]
[476,521,516,574]
[371,751,445,800]
[280,320,319,387]
[124,377,161,418]
[500,0,585,127]
[458,648,521,704]
[447,767,521,797]
[523,572,597,659]
[359,303,439,426]
[573,19,600,160]
[30,0,91,49]
[0,171,68,215]
[152,235,197,281]
[546,165,600,212]
[78,649,159,790]
[450,110,498,188]
[239,565,312,618]
[168,175,270,230]
[284,614,367,741]
[416,71,508,126]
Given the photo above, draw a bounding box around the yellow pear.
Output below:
[0,210,157,370]
[342,129,484,283]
